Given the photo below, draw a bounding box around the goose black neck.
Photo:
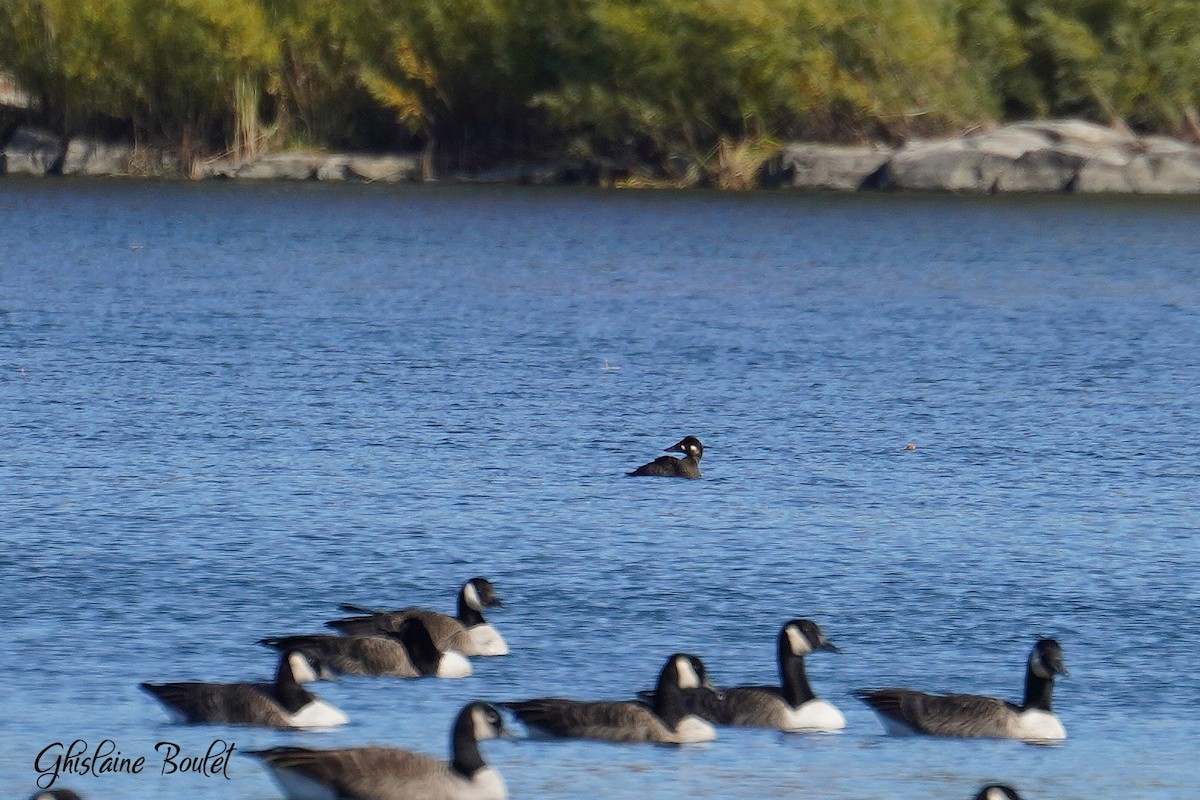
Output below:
[651,665,689,728]
[450,706,486,778]
[456,590,486,627]
[273,656,313,713]
[1022,664,1055,712]
[777,636,816,707]
[395,621,442,675]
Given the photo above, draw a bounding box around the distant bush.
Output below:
[2,0,1198,174]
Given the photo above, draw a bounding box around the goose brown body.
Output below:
[328,578,508,657]
[502,654,716,744]
[260,619,470,679]
[856,638,1068,741]
[140,652,346,729]
[248,702,506,800]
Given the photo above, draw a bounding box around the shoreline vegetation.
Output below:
[4,0,1200,192]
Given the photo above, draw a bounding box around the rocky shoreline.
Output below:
[4,120,1200,193]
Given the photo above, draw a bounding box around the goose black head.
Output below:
[465,577,503,610]
[1030,638,1068,679]
[974,785,1023,800]
[782,618,841,655]
[282,650,336,684]
[661,652,714,691]
[468,701,507,740]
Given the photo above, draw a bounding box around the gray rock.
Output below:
[234,153,324,180]
[62,138,134,176]
[769,143,892,190]
[964,127,1052,159]
[1008,120,1136,150]
[881,139,1012,192]
[1074,147,1200,194]
[994,149,1087,192]
[2,126,64,175]
[196,159,238,179]
[345,154,421,182]
[1125,151,1200,193]
[846,121,1189,194]
[1073,159,1134,193]
[1139,136,1196,156]
[315,156,351,181]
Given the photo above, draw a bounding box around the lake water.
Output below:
[2,179,1198,800]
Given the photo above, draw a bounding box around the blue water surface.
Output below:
[2,179,1198,800]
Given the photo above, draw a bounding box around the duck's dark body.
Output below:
[628,436,703,479]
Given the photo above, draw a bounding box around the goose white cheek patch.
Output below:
[464,583,483,611]
[675,657,701,689]
[785,626,811,655]
[473,708,500,740]
[289,652,320,684]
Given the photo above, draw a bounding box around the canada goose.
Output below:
[329,577,508,656]
[856,638,1068,741]
[637,619,845,732]
[248,701,507,800]
[30,791,85,800]
[140,650,347,729]
[260,618,471,679]
[975,786,1023,800]
[627,436,703,479]
[501,653,717,744]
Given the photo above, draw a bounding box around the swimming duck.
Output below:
[627,436,703,479]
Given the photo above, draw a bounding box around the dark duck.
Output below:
[627,436,703,479]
